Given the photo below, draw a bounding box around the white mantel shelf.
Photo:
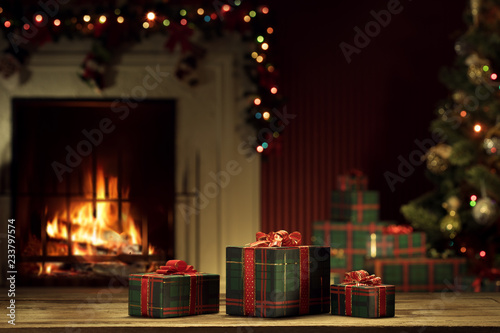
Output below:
[0,287,499,332]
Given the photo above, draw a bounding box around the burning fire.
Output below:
[46,167,149,256]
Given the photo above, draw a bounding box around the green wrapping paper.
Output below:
[312,220,386,274]
[337,173,368,191]
[331,190,380,224]
[226,246,330,318]
[128,261,219,318]
[365,232,427,258]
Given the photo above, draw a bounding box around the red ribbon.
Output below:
[141,260,198,317]
[383,225,413,235]
[343,270,382,286]
[249,230,302,247]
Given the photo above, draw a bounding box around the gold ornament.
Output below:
[439,212,462,239]
[472,197,497,225]
[424,144,452,174]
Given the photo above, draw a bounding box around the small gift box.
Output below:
[331,270,395,318]
[337,170,368,191]
[226,230,330,318]
[331,191,379,224]
[129,260,219,318]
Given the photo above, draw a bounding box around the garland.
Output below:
[0,0,284,154]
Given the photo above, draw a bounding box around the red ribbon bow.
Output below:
[343,270,382,286]
[156,260,197,275]
[383,224,413,235]
[249,230,302,247]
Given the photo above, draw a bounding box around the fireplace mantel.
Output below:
[0,35,260,291]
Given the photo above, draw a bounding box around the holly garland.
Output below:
[0,0,283,154]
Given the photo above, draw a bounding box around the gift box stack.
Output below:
[312,171,467,292]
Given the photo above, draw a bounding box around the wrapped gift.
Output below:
[226,230,330,318]
[129,260,219,318]
[331,270,395,318]
[331,190,379,224]
[370,257,467,292]
[312,220,386,274]
[366,233,395,258]
[366,225,426,258]
[337,170,368,191]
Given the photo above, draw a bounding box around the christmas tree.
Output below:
[401,0,500,274]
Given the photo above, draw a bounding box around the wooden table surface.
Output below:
[0,287,499,332]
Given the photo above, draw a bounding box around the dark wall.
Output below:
[262,0,468,242]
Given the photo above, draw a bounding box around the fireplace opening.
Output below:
[12,99,175,285]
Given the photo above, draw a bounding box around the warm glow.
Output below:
[117,16,124,24]
[35,14,44,23]
[270,87,278,94]
[254,98,261,105]
[53,19,61,27]
[222,4,231,12]
[147,12,155,20]
[143,22,150,29]
[474,124,482,132]
[251,52,258,59]
[460,111,467,117]
[83,15,91,22]
[267,65,275,72]
[180,19,187,25]
[23,23,30,30]
[261,42,269,50]
[99,15,107,24]
[46,166,144,257]
[267,27,274,34]
[256,55,264,63]
[4,21,11,28]
[244,15,251,22]
[261,7,269,14]
[471,195,477,201]
[256,146,264,153]
[480,250,486,257]
[0,7,3,14]
[491,73,498,80]
[460,246,467,253]
[263,111,270,120]
[197,8,204,15]
[87,23,94,30]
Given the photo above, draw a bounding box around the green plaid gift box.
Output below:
[129,272,219,318]
[331,190,379,224]
[337,173,368,191]
[226,246,330,318]
[372,257,467,292]
[365,234,395,258]
[312,220,386,274]
[392,232,426,258]
[331,284,395,318]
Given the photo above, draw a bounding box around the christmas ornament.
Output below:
[439,213,462,239]
[465,53,491,84]
[472,197,497,225]
[425,144,452,174]
[483,122,500,155]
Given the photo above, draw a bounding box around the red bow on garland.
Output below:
[249,230,302,247]
[343,270,382,286]
[156,260,197,275]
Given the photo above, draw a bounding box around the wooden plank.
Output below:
[0,288,499,332]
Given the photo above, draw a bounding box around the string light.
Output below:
[83,15,91,22]
[0,7,3,14]
[204,15,210,22]
[222,4,231,12]
[54,19,61,26]
[197,8,204,15]
[243,15,251,22]
[4,21,11,28]
[262,142,269,149]
[255,112,262,119]
[249,10,257,17]
[460,110,467,117]
[483,65,489,72]
[117,16,124,23]
[267,65,275,72]
[257,35,264,43]
[474,124,482,132]
[234,0,241,5]
[261,7,269,14]
[460,247,466,253]
[163,19,170,26]
[471,195,477,201]
[99,15,107,24]
[470,200,476,207]
[254,98,261,105]
[114,9,121,15]
[147,12,155,20]
[267,27,274,34]
[256,55,264,63]
[143,22,150,29]
[87,23,94,30]
[180,19,187,25]
[273,132,279,138]
[480,250,486,257]
[261,42,269,50]
[491,73,498,80]
[35,14,44,23]
[256,146,264,153]
[210,13,217,20]
[270,87,278,94]
[23,23,30,30]
[251,52,258,59]
[263,111,270,120]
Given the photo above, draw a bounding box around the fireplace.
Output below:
[11,99,175,284]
